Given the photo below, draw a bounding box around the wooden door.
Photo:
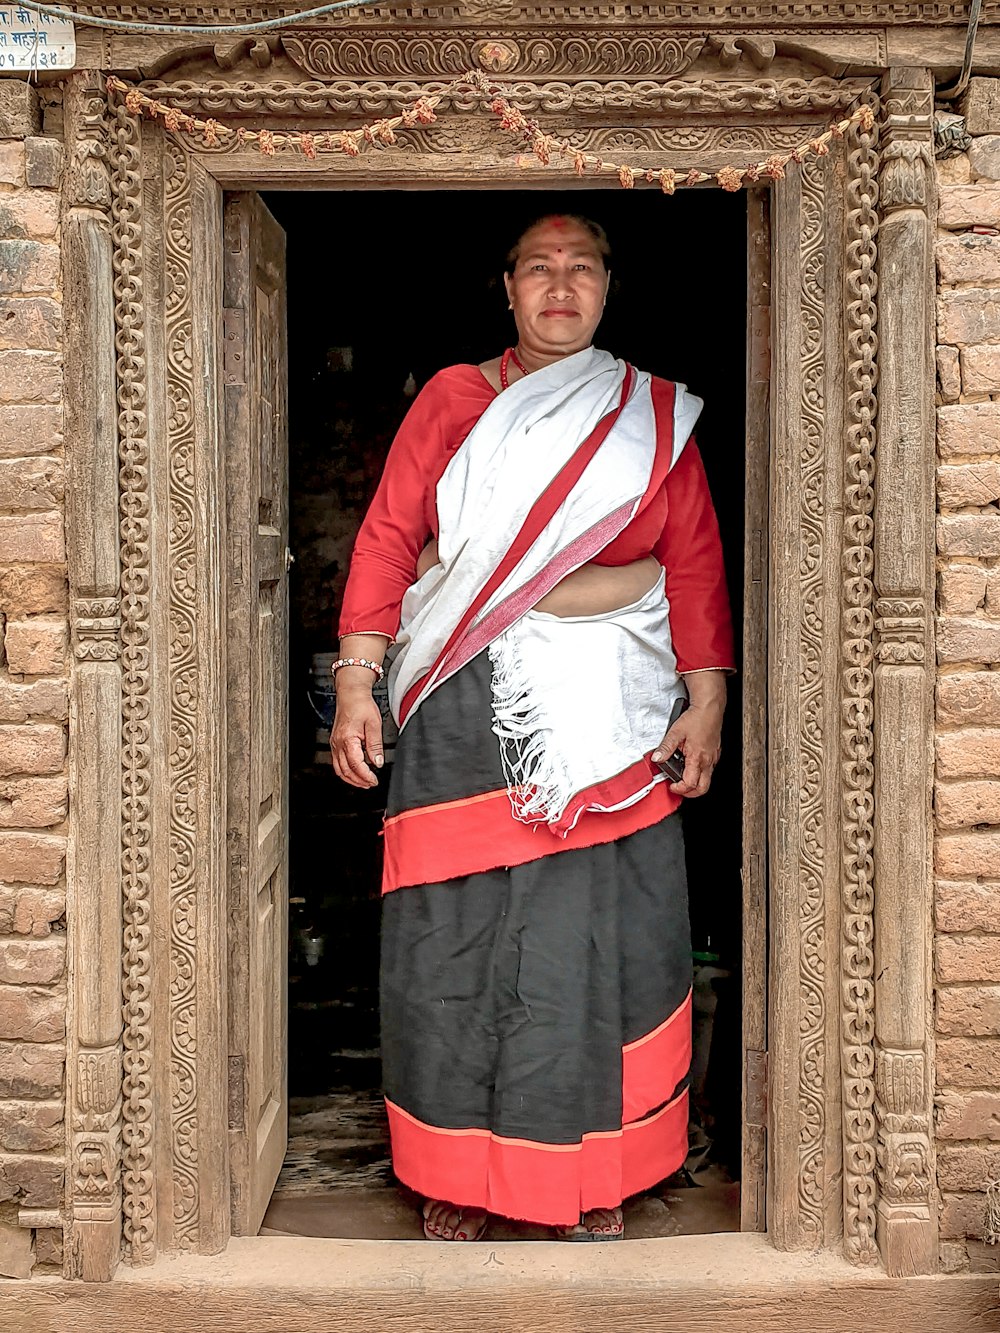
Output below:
[223,193,289,1236]
[741,188,770,1231]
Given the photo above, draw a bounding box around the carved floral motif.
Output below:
[797,153,828,1240]
[163,139,201,1251]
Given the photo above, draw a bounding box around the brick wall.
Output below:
[0,79,67,1279]
[934,79,1000,1272]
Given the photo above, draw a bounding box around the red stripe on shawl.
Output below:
[399,366,636,726]
[547,755,668,837]
[382,780,680,894]
[385,1087,689,1227]
[622,988,693,1124]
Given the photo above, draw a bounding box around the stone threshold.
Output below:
[5,1233,999,1331]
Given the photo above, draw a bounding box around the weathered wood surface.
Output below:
[741,186,770,1235]
[6,1237,1000,1333]
[223,192,291,1238]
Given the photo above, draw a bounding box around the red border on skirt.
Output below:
[385,1088,689,1227]
[622,988,693,1123]
[382,766,681,893]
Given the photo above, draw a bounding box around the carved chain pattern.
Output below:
[798,152,827,1240]
[111,99,156,1265]
[841,88,880,1268]
[134,75,861,119]
[163,138,200,1249]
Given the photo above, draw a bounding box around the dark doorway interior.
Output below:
[260,186,749,1239]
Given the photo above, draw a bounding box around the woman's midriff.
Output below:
[415,540,660,617]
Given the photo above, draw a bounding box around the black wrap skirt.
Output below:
[380,650,692,1225]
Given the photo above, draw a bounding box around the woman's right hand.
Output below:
[331,683,384,788]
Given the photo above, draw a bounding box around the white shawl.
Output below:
[387,347,702,833]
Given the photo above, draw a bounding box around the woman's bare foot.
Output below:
[422,1198,488,1241]
[556,1206,624,1240]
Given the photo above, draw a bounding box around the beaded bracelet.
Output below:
[331,657,385,682]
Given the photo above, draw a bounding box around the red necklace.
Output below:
[499,346,529,390]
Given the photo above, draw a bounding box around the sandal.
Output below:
[555,1207,624,1241]
[422,1199,489,1241]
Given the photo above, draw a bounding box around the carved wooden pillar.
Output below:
[872,66,937,1277]
[63,72,125,1282]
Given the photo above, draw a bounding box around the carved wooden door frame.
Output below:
[60,52,938,1282]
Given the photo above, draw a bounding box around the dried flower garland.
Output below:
[106,69,875,193]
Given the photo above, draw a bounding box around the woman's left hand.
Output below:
[651,672,728,798]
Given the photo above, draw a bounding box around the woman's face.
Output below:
[504,219,610,360]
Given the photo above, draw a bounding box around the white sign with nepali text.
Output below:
[0,6,75,72]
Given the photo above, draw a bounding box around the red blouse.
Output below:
[339,364,735,674]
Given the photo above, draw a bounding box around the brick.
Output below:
[988,568,1000,616]
[936,830,1000,877]
[33,1225,61,1267]
[0,241,59,296]
[939,1191,991,1239]
[936,729,1000,779]
[0,1215,32,1279]
[938,462,1000,508]
[938,1239,971,1274]
[0,1041,63,1097]
[937,933,1000,982]
[938,984,1000,1035]
[960,343,1000,394]
[0,777,68,828]
[938,288,1000,345]
[937,233,1000,286]
[938,403,1000,458]
[937,1041,1000,1091]
[0,832,63,885]
[0,567,66,616]
[0,515,64,564]
[938,618,1000,664]
[938,672,1000,724]
[0,143,24,187]
[0,297,60,352]
[0,681,66,724]
[937,344,962,402]
[0,457,62,510]
[0,191,58,242]
[937,879,1000,931]
[0,82,40,140]
[0,939,63,986]
[3,619,66,674]
[938,184,1000,230]
[0,1100,62,1152]
[938,567,987,615]
[0,886,63,936]
[937,153,972,186]
[0,351,60,404]
[23,138,62,191]
[969,134,1000,180]
[0,724,64,778]
[0,404,61,458]
[0,987,64,1041]
[939,1146,1000,1195]
[936,779,1000,827]
[937,1090,1000,1140]
[937,515,1000,558]
[0,1153,62,1209]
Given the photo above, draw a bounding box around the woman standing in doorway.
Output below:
[331,215,734,1241]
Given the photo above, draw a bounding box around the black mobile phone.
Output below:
[656,695,689,783]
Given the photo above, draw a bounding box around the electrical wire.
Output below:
[11,0,380,37]
[937,0,983,101]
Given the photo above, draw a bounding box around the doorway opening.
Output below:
[257,187,752,1240]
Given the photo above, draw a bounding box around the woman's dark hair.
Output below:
[504,215,612,276]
